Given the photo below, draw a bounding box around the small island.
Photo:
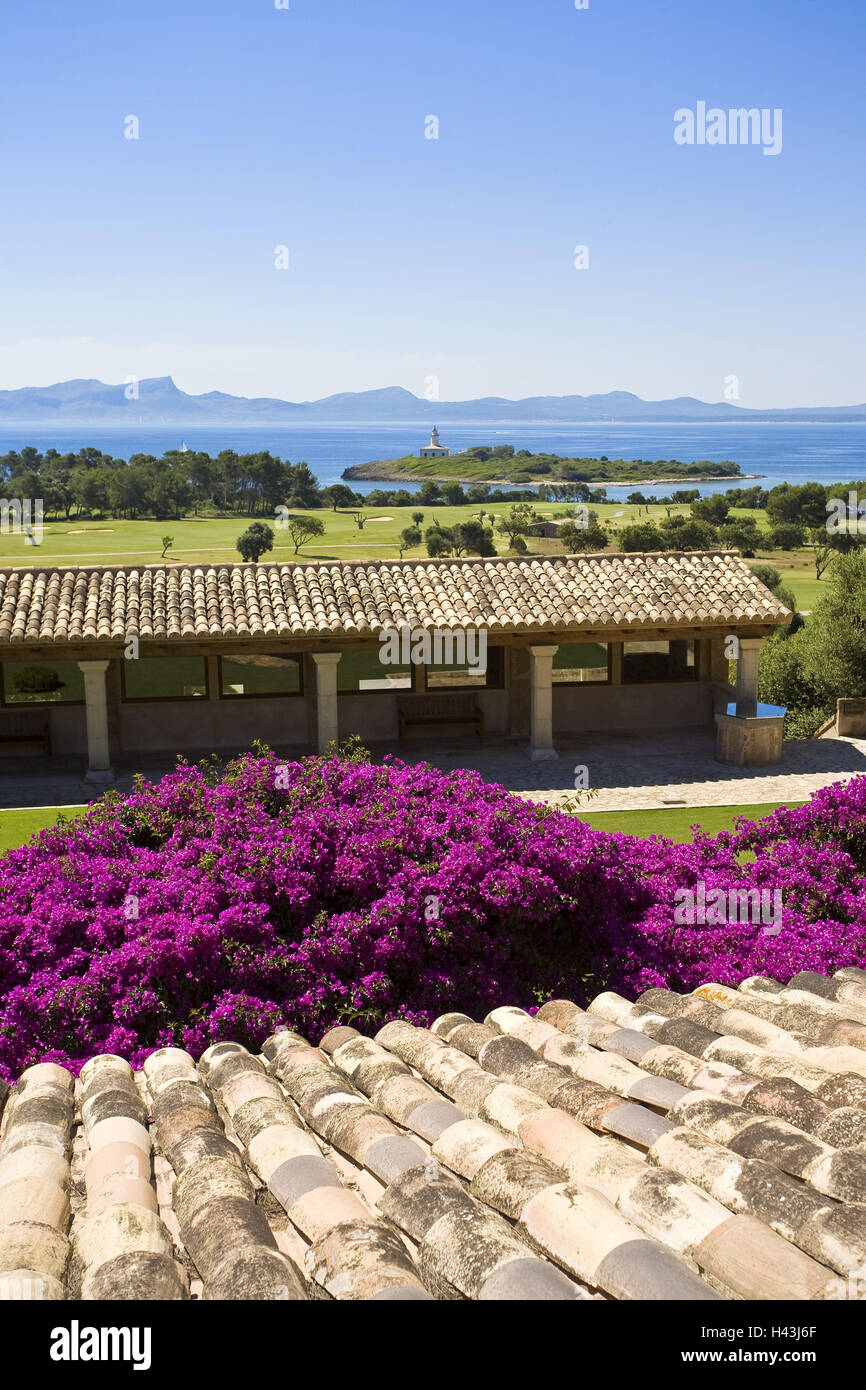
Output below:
[343,439,746,487]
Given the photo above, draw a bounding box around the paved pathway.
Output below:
[402,730,866,811]
[2,729,865,814]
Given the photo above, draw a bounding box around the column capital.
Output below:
[737,637,766,653]
[311,651,342,666]
[527,644,560,658]
[77,659,111,674]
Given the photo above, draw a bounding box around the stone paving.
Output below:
[388,729,866,812]
[2,727,866,814]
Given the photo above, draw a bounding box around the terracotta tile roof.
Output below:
[2,969,866,1301]
[0,553,790,648]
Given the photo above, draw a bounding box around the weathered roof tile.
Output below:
[0,552,790,648]
[4,969,866,1300]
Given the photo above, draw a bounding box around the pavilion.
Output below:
[0,551,791,782]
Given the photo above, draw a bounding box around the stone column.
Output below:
[528,644,559,760]
[735,638,764,717]
[77,660,115,783]
[312,652,341,753]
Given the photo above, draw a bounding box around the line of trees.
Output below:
[0,445,552,523]
[0,446,322,522]
[616,481,866,576]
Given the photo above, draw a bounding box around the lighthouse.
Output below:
[419,425,450,458]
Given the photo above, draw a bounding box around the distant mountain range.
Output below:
[1,377,864,424]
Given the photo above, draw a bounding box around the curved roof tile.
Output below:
[0,553,791,647]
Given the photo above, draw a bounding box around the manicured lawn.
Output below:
[0,501,837,613]
[575,801,804,842]
[0,806,87,853]
[0,799,805,853]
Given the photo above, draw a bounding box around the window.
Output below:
[622,640,696,683]
[338,650,414,693]
[2,660,85,704]
[426,645,504,690]
[220,654,302,697]
[552,643,609,684]
[122,656,207,701]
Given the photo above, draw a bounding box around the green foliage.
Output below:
[758,551,866,731]
[322,733,372,762]
[558,519,608,553]
[284,514,325,554]
[398,525,422,555]
[748,562,782,591]
[766,482,828,530]
[345,449,743,488]
[495,502,538,547]
[767,521,806,550]
[236,521,275,563]
[321,484,360,511]
[657,517,718,550]
[618,522,665,551]
[691,494,730,524]
[11,664,64,694]
[783,706,834,739]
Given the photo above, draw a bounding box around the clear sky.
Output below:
[1,0,863,407]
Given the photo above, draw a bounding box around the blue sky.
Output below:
[1,0,863,407]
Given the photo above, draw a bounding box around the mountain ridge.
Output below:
[0,377,864,424]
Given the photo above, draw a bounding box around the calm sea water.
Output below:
[1,421,863,499]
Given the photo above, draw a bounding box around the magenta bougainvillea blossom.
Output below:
[1,750,865,1079]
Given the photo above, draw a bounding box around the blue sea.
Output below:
[1,421,863,499]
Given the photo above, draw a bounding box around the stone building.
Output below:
[419,426,450,458]
[0,550,790,781]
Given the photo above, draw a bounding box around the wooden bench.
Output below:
[398,693,483,739]
[0,710,51,756]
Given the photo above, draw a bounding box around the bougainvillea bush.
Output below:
[1,748,865,1078]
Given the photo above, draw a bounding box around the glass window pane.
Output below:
[220,654,301,697]
[427,645,503,689]
[622,640,695,683]
[552,643,609,684]
[2,660,85,704]
[338,650,412,692]
[123,657,207,700]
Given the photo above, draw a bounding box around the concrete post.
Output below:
[735,637,764,717]
[77,660,115,783]
[312,652,341,753]
[528,644,559,760]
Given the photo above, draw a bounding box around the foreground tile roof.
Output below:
[3,968,865,1301]
[0,552,790,647]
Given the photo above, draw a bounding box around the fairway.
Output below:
[0,798,804,855]
[0,805,87,853]
[0,500,832,615]
[576,800,804,842]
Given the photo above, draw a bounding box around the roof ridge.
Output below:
[0,549,746,577]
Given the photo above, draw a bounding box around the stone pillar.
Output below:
[312,652,341,753]
[735,637,764,717]
[837,698,866,738]
[77,660,115,784]
[528,645,558,761]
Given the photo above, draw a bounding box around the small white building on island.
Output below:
[419,425,450,458]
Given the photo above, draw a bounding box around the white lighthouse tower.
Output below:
[419,425,450,458]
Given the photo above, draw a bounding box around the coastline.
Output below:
[342,463,761,488]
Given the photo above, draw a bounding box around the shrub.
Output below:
[783,705,834,739]
[3,752,866,1078]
